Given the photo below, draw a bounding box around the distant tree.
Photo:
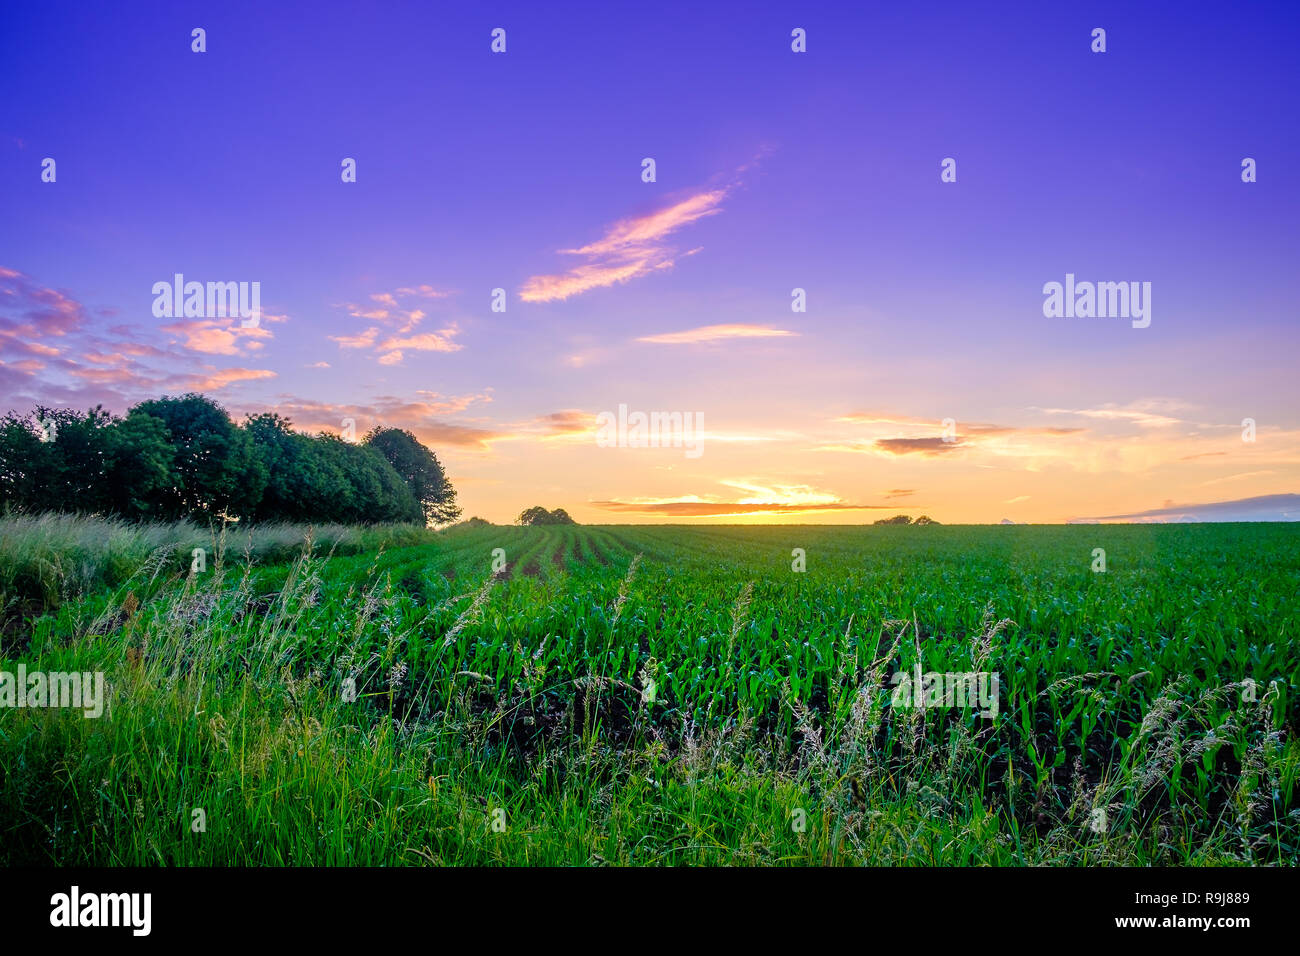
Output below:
[364,427,461,526]
[874,514,913,525]
[516,506,577,526]
[517,506,550,526]
[913,515,939,525]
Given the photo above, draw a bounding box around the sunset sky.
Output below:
[2,1,1298,524]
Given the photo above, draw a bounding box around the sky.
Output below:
[2,1,1298,524]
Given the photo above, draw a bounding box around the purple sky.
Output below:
[2,1,1298,523]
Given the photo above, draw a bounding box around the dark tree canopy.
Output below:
[0,406,117,514]
[131,394,264,520]
[101,412,177,519]
[0,395,455,527]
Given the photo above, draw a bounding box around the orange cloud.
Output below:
[520,260,658,303]
[330,327,379,349]
[160,319,272,356]
[376,327,462,354]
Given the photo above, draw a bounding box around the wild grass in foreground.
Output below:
[0,513,435,633]
[0,523,1296,865]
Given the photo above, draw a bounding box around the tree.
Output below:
[38,406,114,511]
[0,395,452,526]
[332,437,423,524]
[131,394,265,520]
[101,412,177,519]
[364,427,461,526]
[517,506,577,526]
[873,514,913,525]
[0,410,48,511]
[913,515,939,525]
[0,406,117,514]
[517,506,549,525]
[245,412,305,521]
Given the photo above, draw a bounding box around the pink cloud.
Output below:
[520,187,729,303]
[637,323,796,345]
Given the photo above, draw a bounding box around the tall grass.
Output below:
[0,513,435,620]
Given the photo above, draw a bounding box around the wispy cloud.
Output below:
[872,437,964,456]
[396,284,453,299]
[519,187,728,302]
[637,323,796,345]
[333,284,460,362]
[1039,400,1188,429]
[376,329,462,353]
[1200,470,1275,486]
[820,412,1086,461]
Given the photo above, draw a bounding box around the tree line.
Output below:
[0,394,461,526]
